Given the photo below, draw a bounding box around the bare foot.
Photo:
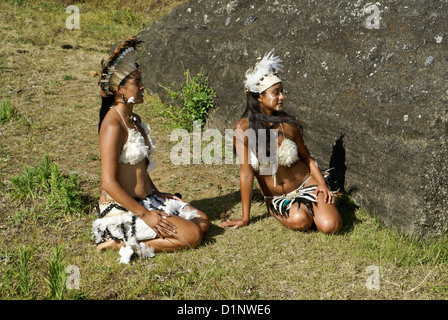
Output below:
[96,239,124,251]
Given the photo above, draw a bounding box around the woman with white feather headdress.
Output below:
[219,50,342,234]
[93,37,210,264]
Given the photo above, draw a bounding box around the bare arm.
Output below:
[238,161,254,225]
[99,119,177,235]
[219,121,254,228]
[293,125,332,203]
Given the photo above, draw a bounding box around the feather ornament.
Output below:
[244,50,283,93]
[99,37,143,97]
[277,138,299,167]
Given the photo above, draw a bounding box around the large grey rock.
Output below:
[136,0,448,238]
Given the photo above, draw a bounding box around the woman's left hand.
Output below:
[156,192,182,202]
[315,184,333,204]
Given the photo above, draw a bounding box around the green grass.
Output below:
[0,0,447,301]
[0,100,16,124]
[9,155,86,218]
[16,247,36,299]
[45,246,68,300]
[1,0,187,48]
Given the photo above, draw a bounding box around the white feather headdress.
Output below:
[244,50,283,93]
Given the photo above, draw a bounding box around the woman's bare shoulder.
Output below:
[99,112,126,141]
[234,117,250,131]
[280,120,301,139]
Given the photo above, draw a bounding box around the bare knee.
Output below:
[316,217,342,234]
[286,210,314,231]
[179,223,203,249]
[196,212,210,233]
[186,206,210,233]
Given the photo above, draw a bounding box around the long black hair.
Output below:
[98,95,114,133]
[241,91,301,154]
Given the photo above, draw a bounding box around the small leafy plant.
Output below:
[1,246,77,300]
[45,246,68,300]
[10,155,84,216]
[16,247,36,299]
[0,100,16,124]
[163,68,216,131]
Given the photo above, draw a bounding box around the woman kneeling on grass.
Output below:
[219,51,342,234]
[92,37,210,263]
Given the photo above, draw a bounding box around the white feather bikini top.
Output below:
[114,107,156,173]
[249,137,299,172]
[248,123,300,186]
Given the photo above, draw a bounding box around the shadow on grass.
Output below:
[190,190,241,244]
[334,189,361,234]
[81,193,100,215]
[190,188,274,244]
[191,187,360,243]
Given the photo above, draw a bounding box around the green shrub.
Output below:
[163,68,216,131]
[10,166,39,201]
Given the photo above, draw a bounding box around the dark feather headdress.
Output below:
[99,37,143,97]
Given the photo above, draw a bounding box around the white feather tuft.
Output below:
[127,96,135,104]
[244,50,283,93]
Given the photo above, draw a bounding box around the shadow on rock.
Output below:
[328,133,360,234]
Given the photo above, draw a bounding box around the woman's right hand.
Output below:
[219,218,249,229]
[141,210,177,237]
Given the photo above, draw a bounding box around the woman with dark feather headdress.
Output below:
[219,51,342,233]
[92,37,209,263]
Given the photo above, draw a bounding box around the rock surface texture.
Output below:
[137,0,448,238]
